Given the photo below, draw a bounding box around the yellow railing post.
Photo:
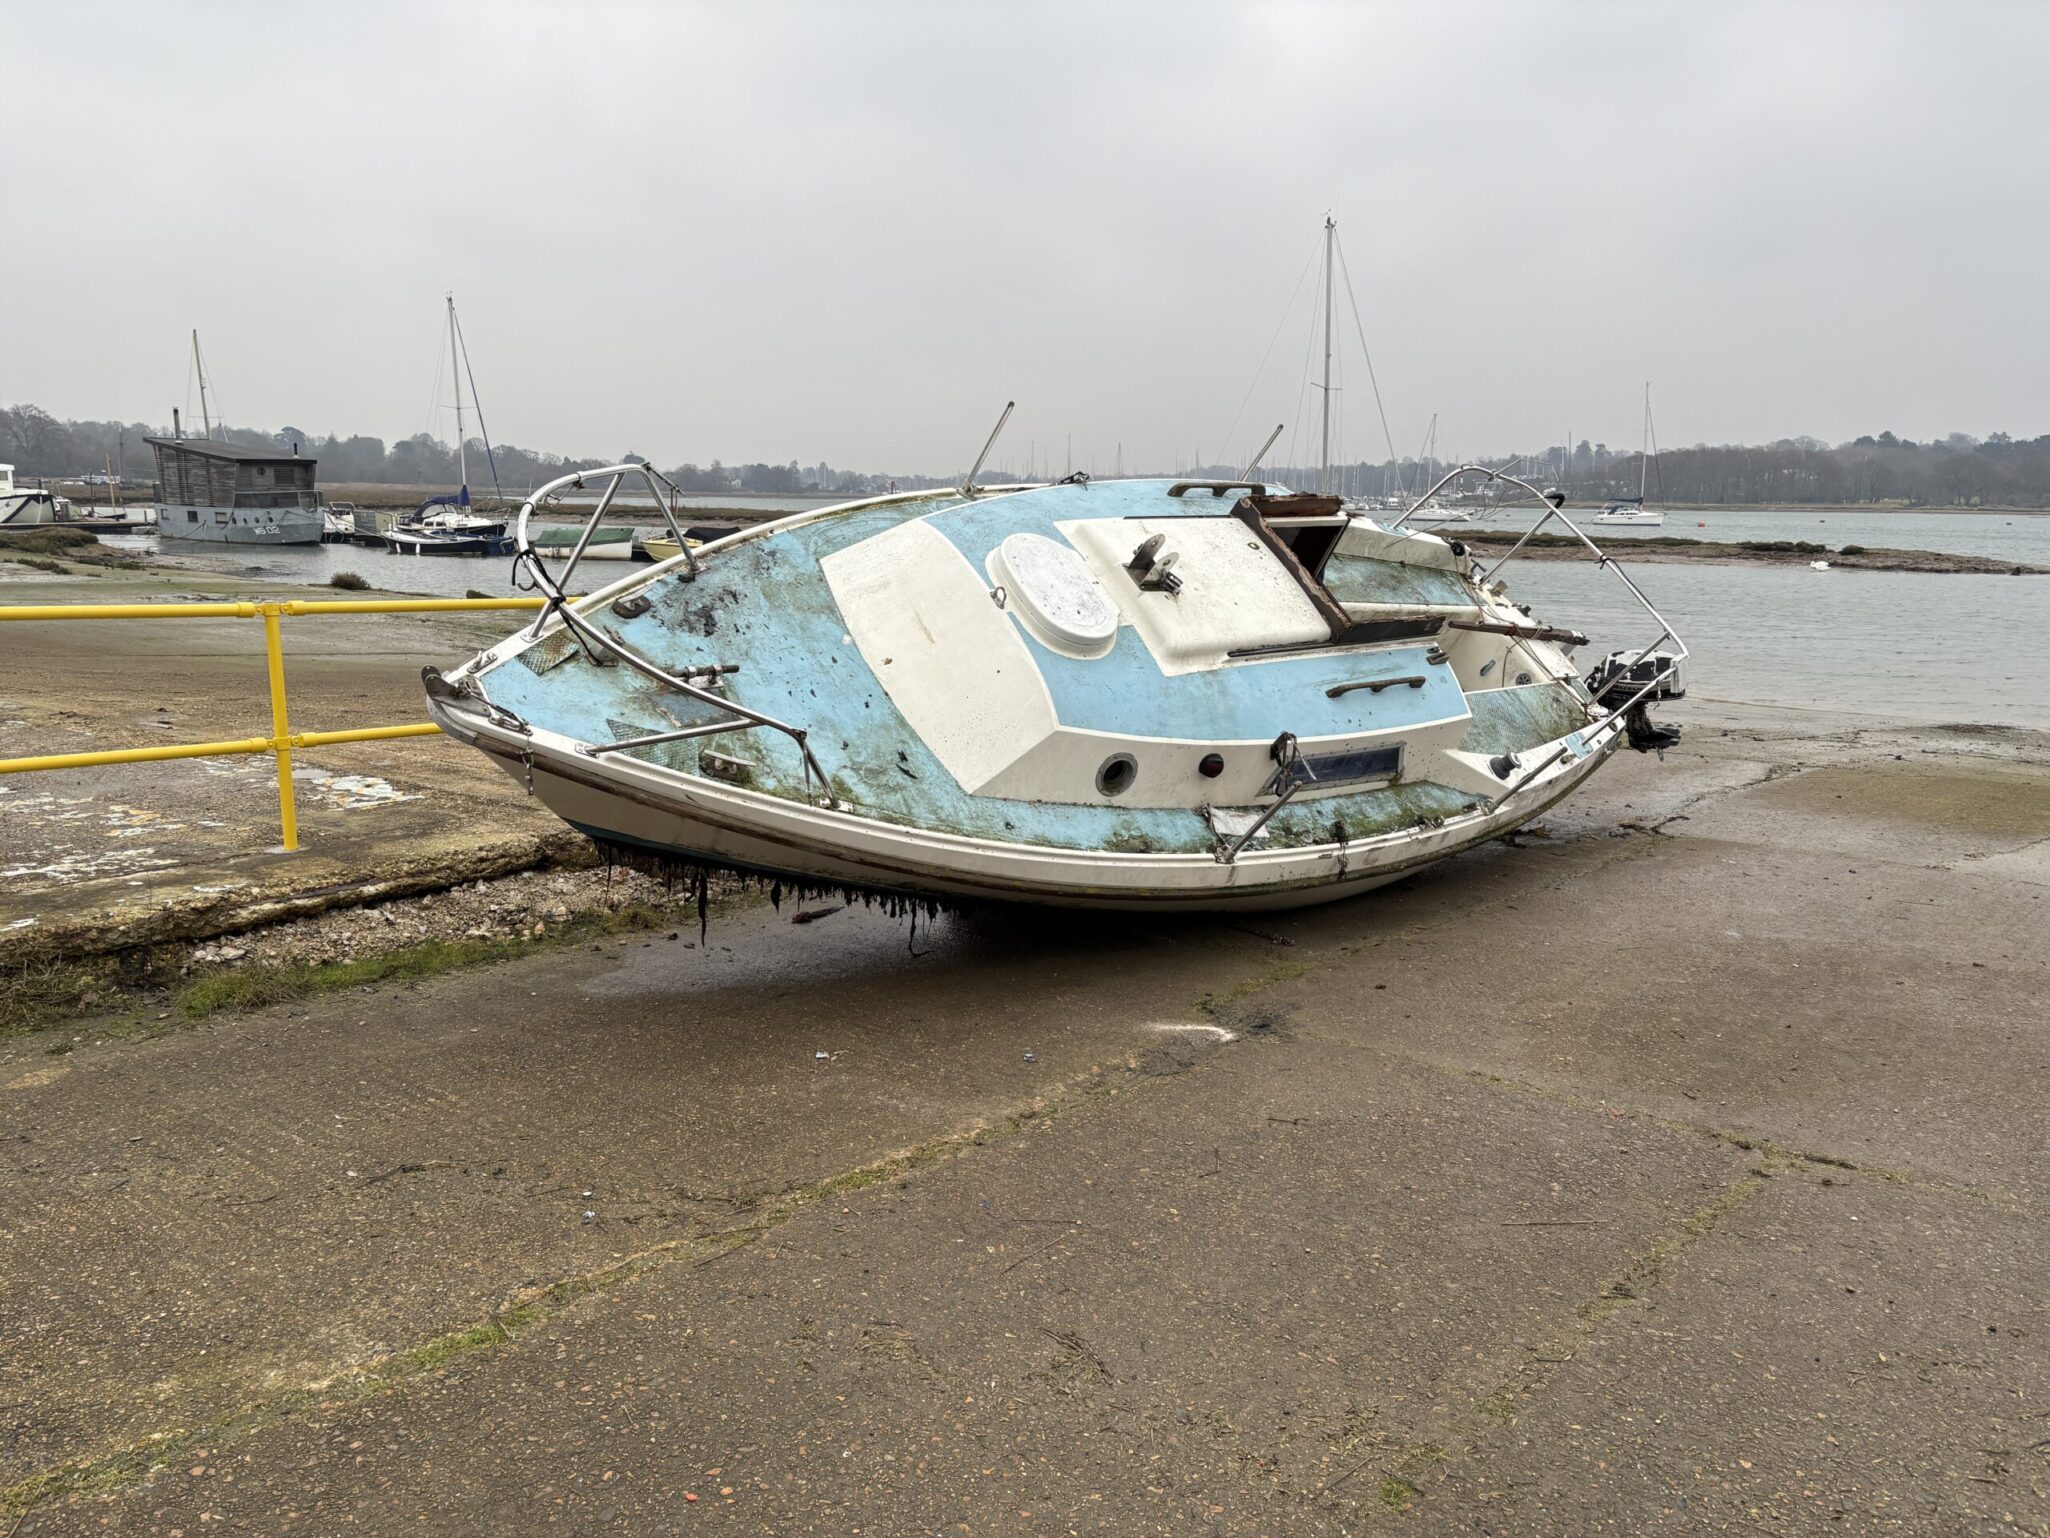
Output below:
[260,602,299,852]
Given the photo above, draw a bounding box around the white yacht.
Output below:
[376,295,512,555]
[1593,500,1664,526]
[0,465,71,525]
[1595,384,1666,526]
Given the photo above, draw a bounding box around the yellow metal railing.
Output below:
[0,597,546,851]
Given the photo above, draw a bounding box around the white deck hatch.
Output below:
[990,532,1120,657]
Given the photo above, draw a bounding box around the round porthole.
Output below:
[1095,753,1138,797]
[1198,752,1225,779]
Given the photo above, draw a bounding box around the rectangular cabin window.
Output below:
[186,509,197,522]
[1276,743,1404,793]
[215,509,229,524]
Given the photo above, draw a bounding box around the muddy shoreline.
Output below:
[1462,532,2045,574]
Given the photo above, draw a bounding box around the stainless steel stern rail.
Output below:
[1390,465,1689,808]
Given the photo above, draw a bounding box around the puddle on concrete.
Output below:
[1,798,203,883]
[103,806,185,838]
[290,767,420,811]
[4,793,103,823]
[0,847,179,883]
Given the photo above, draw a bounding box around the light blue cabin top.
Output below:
[919,482,1463,738]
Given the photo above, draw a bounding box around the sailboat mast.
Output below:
[192,330,214,440]
[1639,381,1651,501]
[1319,216,1335,494]
[449,294,467,493]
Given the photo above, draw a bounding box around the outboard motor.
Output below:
[1623,700,1683,755]
[1585,649,1687,706]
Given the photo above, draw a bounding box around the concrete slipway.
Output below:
[1,683,2045,1534]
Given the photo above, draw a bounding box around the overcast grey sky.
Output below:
[3,1,2045,474]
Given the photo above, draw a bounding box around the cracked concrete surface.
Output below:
[1,700,2046,1534]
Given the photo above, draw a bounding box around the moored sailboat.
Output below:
[1595,383,1667,526]
[384,295,512,555]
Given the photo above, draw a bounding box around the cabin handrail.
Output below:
[504,462,838,810]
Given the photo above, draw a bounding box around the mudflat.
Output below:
[1461,533,2046,575]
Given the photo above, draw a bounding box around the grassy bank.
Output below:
[0,526,140,572]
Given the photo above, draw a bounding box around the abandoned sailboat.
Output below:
[424,452,1685,912]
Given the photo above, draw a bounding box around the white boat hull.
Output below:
[429,695,1614,912]
[0,492,73,524]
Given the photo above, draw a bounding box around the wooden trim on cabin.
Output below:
[1231,495,1445,649]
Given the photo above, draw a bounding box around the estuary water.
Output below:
[100,505,2050,730]
[1481,505,2050,565]
[1503,561,2048,729]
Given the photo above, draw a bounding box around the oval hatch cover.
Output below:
[992,532,1118,656]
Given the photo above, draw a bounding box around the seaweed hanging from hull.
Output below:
[593,836,962,945]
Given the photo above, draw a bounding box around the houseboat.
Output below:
[147,436,324,545]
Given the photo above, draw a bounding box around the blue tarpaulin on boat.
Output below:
[415,485,472,512]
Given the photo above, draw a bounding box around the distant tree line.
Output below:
[0,403,622,493]
[5,402,2045,507]
[0,403,956,501]
[1212,428,2050,509]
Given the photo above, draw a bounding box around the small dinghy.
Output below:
[530,523,636,560]
[425,461,1685,911]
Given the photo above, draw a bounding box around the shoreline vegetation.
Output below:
[8,399,2049,510]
